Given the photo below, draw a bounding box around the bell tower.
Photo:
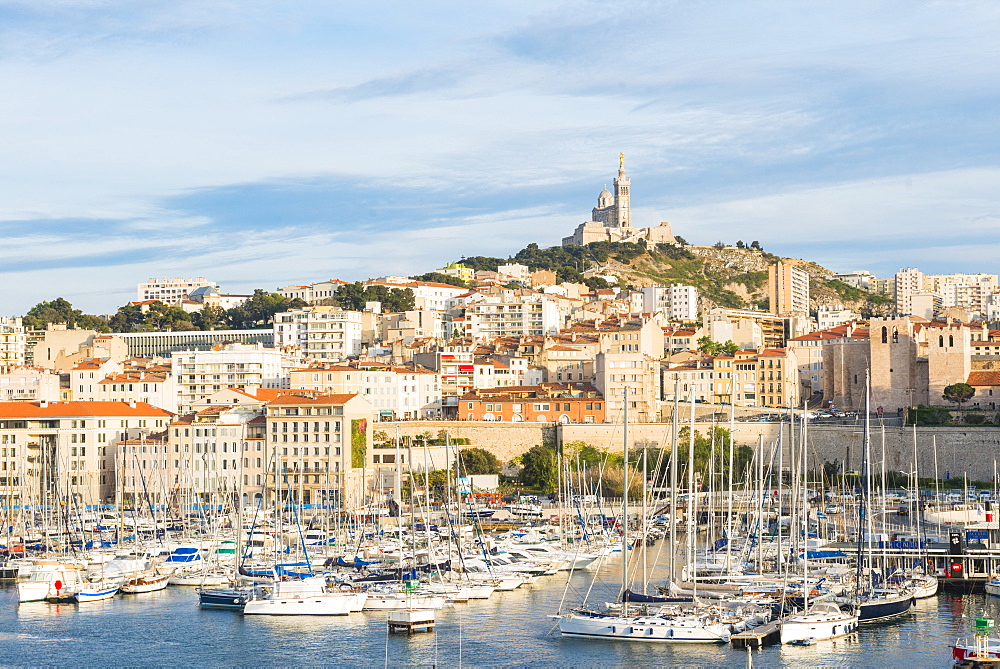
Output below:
[613,153,630,228]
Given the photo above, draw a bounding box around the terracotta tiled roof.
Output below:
[968,371,1000,386]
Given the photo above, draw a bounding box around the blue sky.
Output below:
[2,0,1000,314]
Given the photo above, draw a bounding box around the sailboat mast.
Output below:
[622,386,629,610]
[802,400,810,611]
[726,399,735,571]
[669,375,679,581]
[687,388,695,597]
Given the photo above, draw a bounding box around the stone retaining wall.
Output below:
[380,420,1000,480]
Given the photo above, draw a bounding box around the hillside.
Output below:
[444,241,894,318]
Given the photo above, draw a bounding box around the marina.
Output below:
[0,557,992,666]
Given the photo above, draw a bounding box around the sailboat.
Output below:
[780,405,860,645]
[854,371,915,623]
[554,388,733,644]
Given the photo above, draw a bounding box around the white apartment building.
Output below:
[137,277,218,305]
[641,284,698,321]
[0,317,26,368]
[0,367,61,402]
[71,358,123,397]
[139,404,266,507]
[594,351,660,422]
[460,293,561,338]
[497,263,530,285]
[273,306,362,360]
[289,364,442,420]
[276,280,348,304]
[89,372,178,414]
[412,346,475,415]
[830,271,875,290]
[816,305,856,330]
[894,267,926,316]
[934,274,998,313]
[172,344,287,412]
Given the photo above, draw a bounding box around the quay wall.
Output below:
[382,420,1000,480]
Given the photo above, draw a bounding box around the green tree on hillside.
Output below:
[410,272,470,288]
[23,298,109,331]
[226,290,306,329]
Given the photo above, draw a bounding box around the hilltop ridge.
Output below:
[439,240,894,318]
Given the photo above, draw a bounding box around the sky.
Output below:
[2,0,1000,314]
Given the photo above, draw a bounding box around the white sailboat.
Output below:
[780,601,859,644]
[243,575,361,616]
[555,388,733,644]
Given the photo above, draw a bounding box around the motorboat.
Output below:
[17,560,84,603]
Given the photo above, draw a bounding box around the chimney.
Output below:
[129,400,137,408]
[39,400,48,408]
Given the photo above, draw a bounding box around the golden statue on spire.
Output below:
[619,152,624,169]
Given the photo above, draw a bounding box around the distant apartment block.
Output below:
[0,317,26,368]
[459,293,561,338]
[0,367,61,402]
[829,271,875,290]
[137,277,218,305]
[273,306,362,360]
[173,344,287,412]
[640,284,698,321]
[289,362,441,420]
[816,305,856,330]
[767,261,810,316]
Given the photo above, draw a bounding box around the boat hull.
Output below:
[122,576,169,593]
[780,613,859,644]
[363,594,446,610]
[858,594,914,622]
[558,612,731,643]
[74,586,120,603]
[198,587,251,609]
[243,593,355,616]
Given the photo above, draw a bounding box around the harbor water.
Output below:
[0,557,989,667]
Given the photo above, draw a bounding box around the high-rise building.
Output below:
[767,262,810,316]
[893,267,926,316]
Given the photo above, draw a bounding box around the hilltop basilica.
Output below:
[561,155,677,247]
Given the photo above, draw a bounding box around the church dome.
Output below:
[597,189,613,207]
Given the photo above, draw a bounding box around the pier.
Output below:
[387,609,436,634]
[730,619,782,649]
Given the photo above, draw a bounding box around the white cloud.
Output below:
[2,1,1000,314]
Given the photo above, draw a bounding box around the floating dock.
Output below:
[730,619,782,649]
[387,609,436,634]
